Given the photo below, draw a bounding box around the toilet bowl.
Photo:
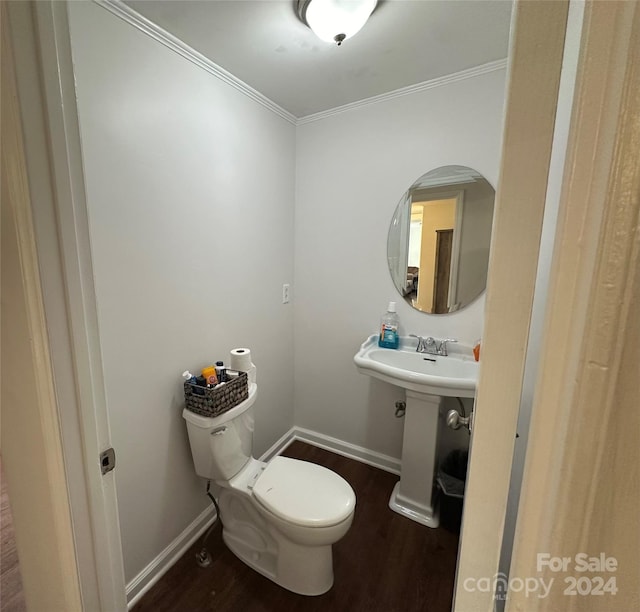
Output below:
[183,384,356,595]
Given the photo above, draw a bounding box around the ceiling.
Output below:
[124,0,513,119]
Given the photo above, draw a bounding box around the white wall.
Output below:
[294,69,506,459]
[68,1,296,584]
[457,180,495,306]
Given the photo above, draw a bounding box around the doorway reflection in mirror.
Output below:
[388,166,495,315]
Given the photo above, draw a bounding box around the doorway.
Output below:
[433,228,454,313]
[407,196,458,312]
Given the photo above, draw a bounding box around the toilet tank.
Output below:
[183,385,257,482]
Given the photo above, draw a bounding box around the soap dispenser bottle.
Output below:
[378,301,400,349]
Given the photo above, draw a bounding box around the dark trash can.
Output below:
[437,449,469,533]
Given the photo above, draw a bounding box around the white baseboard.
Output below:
[127,428,399,608]
[258,426,297,462]
[126,505,216,609]
[259,426,401,475]
[291,427,401,475]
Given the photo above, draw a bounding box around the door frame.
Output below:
[5,1,127,609]
[2,4,83,609]
[454,0,640,609]
[453,0,570,608]
[507,1,639,609]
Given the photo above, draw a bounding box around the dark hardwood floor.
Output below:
[0,458,26,612]
[134,441,459,612]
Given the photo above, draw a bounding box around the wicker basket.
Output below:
[183,371,249,418]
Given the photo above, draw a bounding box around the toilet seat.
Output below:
[253,456,355,528]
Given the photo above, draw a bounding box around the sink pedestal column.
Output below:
[389,390,441,527]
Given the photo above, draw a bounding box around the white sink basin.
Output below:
[354,334,478,527]
[354,335,478,397]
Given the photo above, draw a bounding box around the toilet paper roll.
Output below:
[230,348,256,384]
[230,348,252,371]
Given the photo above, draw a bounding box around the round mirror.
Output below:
[387,165,495,314]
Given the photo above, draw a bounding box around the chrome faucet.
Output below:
[410,334,431,353]
[410,335,457,356]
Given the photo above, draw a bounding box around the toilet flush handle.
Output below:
[211,426,227,436]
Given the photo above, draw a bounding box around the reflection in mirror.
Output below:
[388,166,495,314]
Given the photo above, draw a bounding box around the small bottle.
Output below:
[378,301,400,349]
[473,340,481,362]
[201,366,218,387]
[182,370,197,384]
[215,361,227,383]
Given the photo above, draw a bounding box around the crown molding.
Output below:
[297,59,508,125]
[94,0,298,125]
[93,1,506,127]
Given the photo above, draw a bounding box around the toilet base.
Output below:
[222,528,334,596]
[219,488,334,596]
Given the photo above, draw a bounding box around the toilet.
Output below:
[182,383,356,595]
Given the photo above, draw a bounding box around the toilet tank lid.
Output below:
[253,456,356,528]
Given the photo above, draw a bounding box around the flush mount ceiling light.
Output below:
[297,0,378,46]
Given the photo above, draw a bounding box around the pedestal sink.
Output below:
[354,335,478,527]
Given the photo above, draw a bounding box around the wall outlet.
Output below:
[282,283,291,304]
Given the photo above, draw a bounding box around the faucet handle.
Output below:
[439,338,458,356]
[409,334,426,352]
